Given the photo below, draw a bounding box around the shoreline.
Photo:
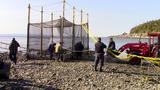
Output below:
[109,33,149,39]
[111,36,149,39]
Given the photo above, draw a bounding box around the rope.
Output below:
[30,0,88,16]
[82,24,98,43]
[30,1,62,8]
[108,49,160,81]
[140,60,160,81]
[108,49,160,65]
[0,42,27,54]
[107,49,130,60]
[63,48,92,53]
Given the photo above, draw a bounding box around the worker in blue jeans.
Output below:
[94,37,106,72]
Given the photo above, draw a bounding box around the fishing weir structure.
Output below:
[27,0,90,59]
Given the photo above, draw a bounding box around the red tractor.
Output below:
[119,32,160,57]
[117,32,160,64]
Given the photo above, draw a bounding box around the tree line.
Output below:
[130,19,160,34]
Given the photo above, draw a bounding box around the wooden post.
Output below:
[81,10,83,44]
[62,0,65,18]
[60,16,62,43]
[27,4,31,59]
[51,13,54,43]
[158,35,160,57]
[72,6,76,53]
[149,36,151,56]
[61,0,66,46]
[87,13,89,50]
[40,7,43,57]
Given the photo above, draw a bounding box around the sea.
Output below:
[0,35,150,52]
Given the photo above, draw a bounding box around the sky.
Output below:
[0,0,160,37]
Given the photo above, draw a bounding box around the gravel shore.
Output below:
[1,59,160,90]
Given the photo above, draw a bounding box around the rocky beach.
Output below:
[1,56,160,90]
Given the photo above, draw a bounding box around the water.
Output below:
[0,35,26,52]
[90,37,149,50]
[0,36,26,46]
[0,35,149,52]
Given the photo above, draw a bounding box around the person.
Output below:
[74,41,84,59]
[9,38,20,64]
[108,38,116,50]
[95,37,107,72]
[48,42,56,60]
[55,42,63,61]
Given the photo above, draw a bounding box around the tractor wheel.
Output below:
[129,57,141,65]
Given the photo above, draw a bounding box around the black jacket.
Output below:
[95,41,106,54]
[108,41,115,50]
[9,40,20,54]
[75,42,84,51]
[48,43,56,53]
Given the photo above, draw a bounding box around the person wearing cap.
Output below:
[9,38,20,64]
[94,37,106,72]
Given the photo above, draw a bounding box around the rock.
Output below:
[0,85,5,89]
[125,80,130,83]
[92,84,97,87]
[0,60,159,90]
[117,85,121,89]
[77,78,82,81]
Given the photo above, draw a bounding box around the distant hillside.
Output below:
[130,19,160,34]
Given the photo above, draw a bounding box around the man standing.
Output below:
[9,38,20,64]
[108,37,116,50]
[95,37,106,72]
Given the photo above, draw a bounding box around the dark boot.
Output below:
[99,68,103,72]
[99,66,103,72]
[14,60,17,65]
[94,67,98,71]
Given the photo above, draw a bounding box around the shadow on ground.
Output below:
[0,79,59,90]
[103,69,160,77]
[19,62,50,66]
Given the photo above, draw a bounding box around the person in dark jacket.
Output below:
[74,41,84,59]
[95,37,106,72]
[9,38,20,64]
[108,38,116,50]
[48,43,56,60]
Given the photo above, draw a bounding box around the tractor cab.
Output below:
[148,32,160,57]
